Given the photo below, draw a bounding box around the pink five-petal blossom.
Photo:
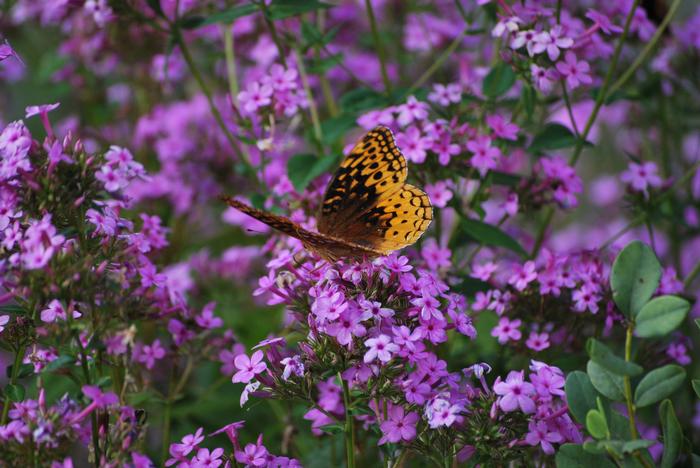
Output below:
[379,404,419,444]
[232,350,267,383]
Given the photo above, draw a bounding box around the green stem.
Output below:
[161,367,176,463]
[0,345,26,424]
[607,0,682,97]
[623,325,639,440]
[222,25,240,103]
[561,81,580,137]
[339,373,356,468]
[173,28,255,179]
[315,12,339,117]
[409,29,468,93]
[684,259,700,290]
[293,48,323,146]
[75,334,100,466]
[259,0,288,67]
[364,0,391,94]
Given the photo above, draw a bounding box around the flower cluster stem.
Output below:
[0,345,26,424]
[364,0,391,94]
[339,373,356,468]
[622,324,638,440]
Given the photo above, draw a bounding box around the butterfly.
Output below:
[221,126,433,262]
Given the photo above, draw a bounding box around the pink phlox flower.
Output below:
[137,339,166,370]
[397,126,432,164]
[508,261,538,291]
[620,161,662,194]
[525,420,563,454]
[586,9,623,35]
[363,334,398,363]
[526,331,550,352]
[195,302,223,329]
[424,180,453,208]
[280,355,305,380]
[326,306,366,347]
[556,52,592,90]
[232,350,267,383]
[486,114,519,141]
[397,95,429,126]
[378,404,419,444]
[410,289,443,321]
[427,83,462,106]
[358,297,394,322]
[234,435,269,467]
[493,370,535,413]
[467,135,500,177]
[425,396,462,428]
[491,317,521,344]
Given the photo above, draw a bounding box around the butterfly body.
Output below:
[223,126,433,262]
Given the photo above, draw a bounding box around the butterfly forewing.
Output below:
[317,126,432,253]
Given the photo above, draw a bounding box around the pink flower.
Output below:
[586,9,623,35]
[195,302,223,329]
[486,114,519,141]
[666,342,691,365]
[533,26,573,61]
[234,436,268,467]
[531,64,557,93]
[25,103,60,119]
[467,135,500,177]
[432,133,461,165]
[378,404,419,444]
[238,82,273,114]
[425,398,462,428]
[137,339,166,369]
[397,95,429,126]
[280,355,305,380]
[326,307,366,346]
[556,52,592,90]
[0,314,9,333]
[363,334,398,363]
[421,238,451,271]
[428,83,462,106]
[232,350,267,383]
[397,126,432,163]
[526,332,550,352]
[493,370,535,413]
[508,261,538,291]
[620,161,662,193]
[525,421,563,454]
[491,317,522,344]
[424,181,453,208]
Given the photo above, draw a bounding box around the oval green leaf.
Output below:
[659,400,681,468]
[587,360,625,402]
[635,295,689,338]
[454,217,527,257]
[555,443,617,468]
[565,371,600,424]
[586,338,643,377]
[634,365,686,408]
[610,241,661,317]
[528,123,577,154]
[586,409,608,439]
[482,62,516,98]
[4,383,25,402]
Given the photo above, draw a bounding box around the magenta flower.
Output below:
[620,161,662,193]
[326,306,366,346]
[432,133,461,166]
[397,95,429,126]
[531,64,557,93]
[467,135,500,177]
[137,339,166,369]
[424,181,453,208]
[0,40,20,63]
[425,398,462,428]
[238,81,273,114]
[526,332,550,352]
[280,355,305,380]
[358,298,394,322]
[166,427,205,465]
[556,52,592,90]
[586,9,623,35]
[486,114,519,141]
[25,103,60,119]
[232,350,267,383]
[195,302,223,329]
[508,261,538,291]
[525,421,563,454]
[363,334,398,364]
[533,26,573,61]
[234,436,269,467]
[192,447,224,468]
[411,290,442,321]
[0,314,9,334]
[378,404,419,444]
[493,371,535,413]
[491,317,522,344]
[397,126,432,164]
[428,83,462,106]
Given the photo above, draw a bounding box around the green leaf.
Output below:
[622,440,656,454]
[338,87,388,113]
[582,441,607,455]
[453,276,492,297]
[692,379,700,398]
[42,354,75,373]
[307,53,344,74]
[695,318,700,330]
[4,383,25,402]
[454,217,527,257]
[634,365,686,408]
[587,339,643,377]
[268,0,332,20]
[127,390,162,406]
[181,4,260,28]
[521,84,536,117]
[528,123,578,154]
[6,363,34,379]
[659,400,682,468]
[587,360,625,401]
[610,241,661,317]
[287,153,338,192]
[586,409,608,439]
[555,444,616,468]
[319,423,345,435]
[565,371,600,424]
[635,295,690,338]
[482,62,516,98]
